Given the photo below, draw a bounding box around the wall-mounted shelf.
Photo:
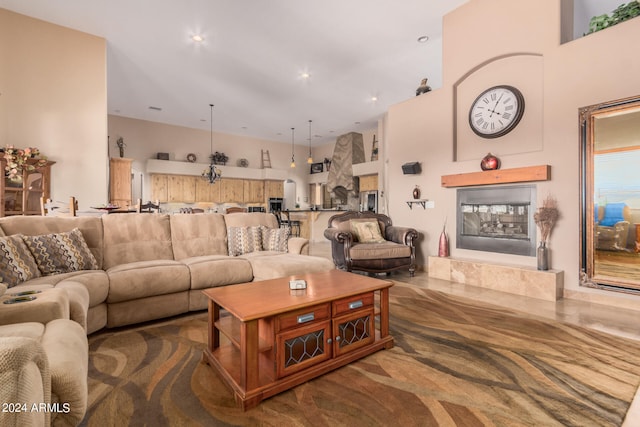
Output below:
[441,165,550,188]
[406,199,432,209]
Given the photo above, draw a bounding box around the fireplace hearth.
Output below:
[456,185,536,256]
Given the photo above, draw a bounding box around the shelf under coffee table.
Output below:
[201,269,394,410]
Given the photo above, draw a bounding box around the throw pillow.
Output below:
[261,226,289,252]
[23,228,99,275]
[227,226,263,256]
[0,235,42,287]
[351,220,386,243]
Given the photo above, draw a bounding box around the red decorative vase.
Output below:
[480,152,500,171]
[412,185,420,200]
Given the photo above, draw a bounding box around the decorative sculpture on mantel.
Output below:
[416,78,432,96]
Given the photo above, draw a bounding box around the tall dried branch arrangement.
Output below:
[534,195,559,243]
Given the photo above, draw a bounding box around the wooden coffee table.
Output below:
[201,269,394,410]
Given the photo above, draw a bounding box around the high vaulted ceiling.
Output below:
[0,0,615,146]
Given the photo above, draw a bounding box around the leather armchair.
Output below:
[324,211,419,276]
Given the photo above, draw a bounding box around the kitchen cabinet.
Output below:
[359,174,378,192]
[1,159,55,217]
[221,178,244,203]
[151,174,168,203]
[109,157,133,208]
[243,179,264,203]
[195,177,222,203]
[265,180,284,200]
[168,175,196,203]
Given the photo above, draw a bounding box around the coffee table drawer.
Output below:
[332,292,374,316]
[276,303,330,332]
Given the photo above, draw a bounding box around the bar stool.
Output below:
[283,210,301,237]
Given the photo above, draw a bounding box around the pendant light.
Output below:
[202,103,222,184]
[307,120,313,164]
[290,127,296,168]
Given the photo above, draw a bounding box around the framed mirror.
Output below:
[579,95,640,293]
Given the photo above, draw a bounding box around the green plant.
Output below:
[588,1,640,34]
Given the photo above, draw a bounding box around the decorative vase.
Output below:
[480,152,500,171]
[438,224,449,257]
[537,241,549,271]
[412,185,420,200]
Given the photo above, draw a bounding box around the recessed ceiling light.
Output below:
[192,35,204,42]
[301,72,310,80]
[371,96,378,102]
[417,35,429,43]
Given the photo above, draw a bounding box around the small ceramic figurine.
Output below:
[416,78,432,96]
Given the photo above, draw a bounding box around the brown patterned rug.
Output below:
[80,281,640,426]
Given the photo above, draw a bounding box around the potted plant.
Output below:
[587,1,640,34]
[210,151,228,165]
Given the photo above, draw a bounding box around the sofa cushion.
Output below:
[102,214,174,269]
[180,255,253,290]
[223,212,279,229]
[0,216,104,269]
[350,220,386,243]
[246,253,334,281]
[170,213,228,259]
[227,226,263,256]
[0,235,41,287]
[23,228,99,276]
[349,241,411,260]
[12,270,109,308]
[106,260,190,303]
[261,226,289,252]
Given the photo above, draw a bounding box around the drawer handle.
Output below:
[348,300,363,310]
[297,313,315,324]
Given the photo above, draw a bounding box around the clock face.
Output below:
[469,85,525,138]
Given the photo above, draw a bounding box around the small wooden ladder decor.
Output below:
[261,149,272,168]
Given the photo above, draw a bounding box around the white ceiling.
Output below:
[0,0,614,146]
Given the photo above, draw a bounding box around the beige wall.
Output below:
[0,8,107,209]
[385,0,640,307]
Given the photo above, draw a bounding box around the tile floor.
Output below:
[309,242,640,425]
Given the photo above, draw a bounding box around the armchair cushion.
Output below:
[599,203,627,227]
[350,241,411,260]
[351,220,386,243]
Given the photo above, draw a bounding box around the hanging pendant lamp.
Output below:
[307,120,313,164]
[290,127,296,168]
[202,103,222,184]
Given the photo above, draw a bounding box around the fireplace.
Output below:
[456,185,536,256]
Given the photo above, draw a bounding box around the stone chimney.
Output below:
[326,132,365,199]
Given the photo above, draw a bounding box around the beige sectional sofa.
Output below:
[0,212,334,425]
[0,212,334,333]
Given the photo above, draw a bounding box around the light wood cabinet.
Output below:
[359,174,378,192]
[195,177,222,203]
[151,174,168,203]
[109,158,132,208]
[264,180,284,200]
[243,180,264,203]
[1,159,55,217]
[221,178,245,203]
[168,175,196,203]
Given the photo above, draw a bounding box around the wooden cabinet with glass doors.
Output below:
[0,159,55,217]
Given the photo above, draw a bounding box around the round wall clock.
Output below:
[186,153,197,163]
[468,85,525,138]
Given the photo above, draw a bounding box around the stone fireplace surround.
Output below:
[434,167,563,300]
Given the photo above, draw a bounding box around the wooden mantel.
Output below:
[441,165,550,188]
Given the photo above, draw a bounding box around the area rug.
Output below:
[79,281,640,426]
